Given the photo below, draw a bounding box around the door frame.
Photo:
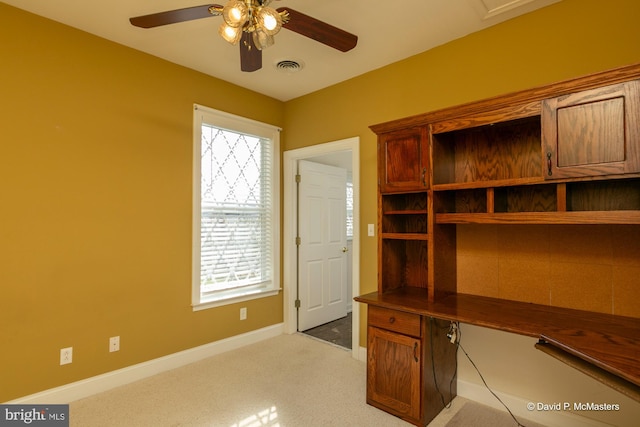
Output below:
[283,137,360,359]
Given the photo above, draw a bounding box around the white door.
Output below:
[297,160,348,331]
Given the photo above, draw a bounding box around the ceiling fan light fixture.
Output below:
[219,22,243,45]
[253,29,274,50]
[128,3,358,73]
[222,0,248,27]
[256,7,282,35]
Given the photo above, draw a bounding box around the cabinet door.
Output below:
[379,127,429,192]
[367,326,422,423]
[542,80,640,179]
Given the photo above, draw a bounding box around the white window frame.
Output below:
[192,104,281,311]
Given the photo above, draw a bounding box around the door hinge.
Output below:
[295,299,301,308]
[295,174,301,183]
[295,236,301,246]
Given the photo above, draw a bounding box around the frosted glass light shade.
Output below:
[253,29,274,50]
[219,22,243,45]
[222,0,248,27]
[256,7,282,35]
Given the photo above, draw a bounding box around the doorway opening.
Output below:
[302,312,352,349]
[283,137,360,358]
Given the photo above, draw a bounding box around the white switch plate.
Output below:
[109,336,120,352]
[240,307,247,320]
[367,224,375,237]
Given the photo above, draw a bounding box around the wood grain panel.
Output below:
[379,127,429,192]
[568,179,640,211]
[543,80,640,179]
[367,326,421,421]
[369,305,421,337]
[432,117,541,186]
[557,98,625,166]
[436,210,640,224]
[380,240,429,290]
[495,184,556,212]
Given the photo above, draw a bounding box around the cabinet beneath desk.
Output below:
[365,305,456,426]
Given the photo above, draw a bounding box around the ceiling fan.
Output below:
[129,1,358,72]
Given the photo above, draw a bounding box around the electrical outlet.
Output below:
[240,307,247,320]
[60,347,73,365]
[109,336,120,352]
[368,223,375,237]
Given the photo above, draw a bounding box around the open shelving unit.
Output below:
[379,192,430,294]
[435,179,640,224]
[357,63,640,426]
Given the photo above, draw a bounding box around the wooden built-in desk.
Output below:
[355,289,640,401]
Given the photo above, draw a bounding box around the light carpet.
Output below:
[69,333,539,426]
[443,402,546,427]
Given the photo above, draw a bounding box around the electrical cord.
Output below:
[452,322,526,427]
[429,318,457,410]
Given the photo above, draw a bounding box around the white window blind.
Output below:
[193,105,280,309]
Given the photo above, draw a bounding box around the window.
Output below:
[192,105,280,310]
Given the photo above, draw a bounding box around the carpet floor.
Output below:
[69,333,546,426]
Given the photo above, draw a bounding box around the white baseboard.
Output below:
[8,323,284,405]
[457,379,611,427]
[357,346,367,362]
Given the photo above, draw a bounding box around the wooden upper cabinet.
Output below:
[542,80,640,180]
[379,127,429,192]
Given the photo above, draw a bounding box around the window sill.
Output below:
[192,288,281,312]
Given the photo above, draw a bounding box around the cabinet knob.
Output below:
[388,316,395,324]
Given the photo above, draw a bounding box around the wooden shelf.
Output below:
[354,289,640,390]
[381,233,429,240]
[384,209,428,215]
[432,177,543,191]
[436,210,640,224]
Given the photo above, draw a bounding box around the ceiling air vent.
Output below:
[275,60,304,73]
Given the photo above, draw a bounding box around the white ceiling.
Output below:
[4,0,560,101]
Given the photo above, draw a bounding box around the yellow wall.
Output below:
[2,0,640,423]
[1,3,284,401]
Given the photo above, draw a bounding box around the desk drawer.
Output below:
[368,306,421,337]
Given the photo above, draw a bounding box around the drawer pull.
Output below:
[413,342,419,362]
[388,317,395,324]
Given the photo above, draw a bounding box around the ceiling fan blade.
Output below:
[130,4,222,28]
[276,8,358,52]
[240,32,262,72]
